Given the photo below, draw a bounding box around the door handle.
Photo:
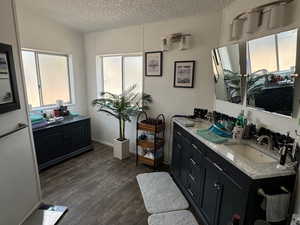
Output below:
[0,123,28,140]
[190,158,196,166]
[191,144,199,150]
[213,162,223,172]
[187,188,194,197]
[189,173,196,182]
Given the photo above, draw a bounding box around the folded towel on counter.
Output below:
[30,113,44,123]
[70,111,79,116]
[196,129,229,144]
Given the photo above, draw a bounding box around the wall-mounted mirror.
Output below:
[246,29,298,117]
[0,43,20,114]
[212,43,246,104]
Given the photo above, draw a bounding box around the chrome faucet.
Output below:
[257,135,273,151]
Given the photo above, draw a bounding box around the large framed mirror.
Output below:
[246,29,298,117]
[212,42,246,104]
[0,43,20,114]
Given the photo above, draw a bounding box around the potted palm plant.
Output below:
[92,85,152,160]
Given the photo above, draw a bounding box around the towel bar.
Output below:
[257,186,289,197]
[0,123,28,140]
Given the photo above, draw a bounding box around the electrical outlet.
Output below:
[291,214,300,225]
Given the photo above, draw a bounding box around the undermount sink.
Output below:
[224,143,277,163]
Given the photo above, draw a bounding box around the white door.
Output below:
[0,1,41,225]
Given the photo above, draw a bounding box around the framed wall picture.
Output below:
[173,61,195,88]
[0,43,20,114]
[145,51,163,76]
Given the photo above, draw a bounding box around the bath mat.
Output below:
[148,210,199,225]
[136,172,189,214]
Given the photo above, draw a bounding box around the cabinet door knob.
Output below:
[214,182,223,190]
[214,182,223,191]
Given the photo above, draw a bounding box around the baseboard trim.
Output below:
[39,145,93,171]
[92,138,113,147]
[19,200,42,225]
[92,138,170,164]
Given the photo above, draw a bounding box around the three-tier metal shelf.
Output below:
[136,111,165,169]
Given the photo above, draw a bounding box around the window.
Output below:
[248,35,277,73]
[101,54,143,95]
[247,29,297,73]
[277,29,297,71]
[21,50,72,108]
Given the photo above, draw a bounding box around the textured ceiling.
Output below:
[17,0,235,33]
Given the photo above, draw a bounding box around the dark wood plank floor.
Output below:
[40,142,152,225]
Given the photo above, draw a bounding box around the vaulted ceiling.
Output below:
[16,0,235,33]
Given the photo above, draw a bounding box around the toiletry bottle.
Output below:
[236,110,246,128]
[292,137,298,160]
[233,111,245,140]
[280,145,287,165]
[280,132,289,165]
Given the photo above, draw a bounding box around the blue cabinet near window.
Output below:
[33,116,93,170]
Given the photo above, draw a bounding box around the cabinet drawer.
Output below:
[186,175,200,199]
[206,148,249,188]
[189,142,204,165]
[189,135,206,153]
[174,123,191,141]
[187,159,204,205]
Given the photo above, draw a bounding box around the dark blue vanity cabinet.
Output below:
[171,123,296,225]
[33,116,93,171]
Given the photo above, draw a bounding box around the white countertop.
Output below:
[173,118,296,180]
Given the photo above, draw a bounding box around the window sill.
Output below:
[30,103,75,112]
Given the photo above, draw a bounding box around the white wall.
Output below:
[85,13,221,162]
[218,0,300,214]
[15,5,88,115]
[0,0,41,224]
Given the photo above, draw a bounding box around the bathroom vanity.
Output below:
[171,119,296,225]
[32,115,93,170]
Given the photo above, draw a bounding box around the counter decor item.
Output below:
[92,84,152,160]
[174,61,195,88]
[136,111,165,169]
[232,110,247,140]
[145,51,163,76]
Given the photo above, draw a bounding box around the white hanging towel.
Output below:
[264,192,291,222]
